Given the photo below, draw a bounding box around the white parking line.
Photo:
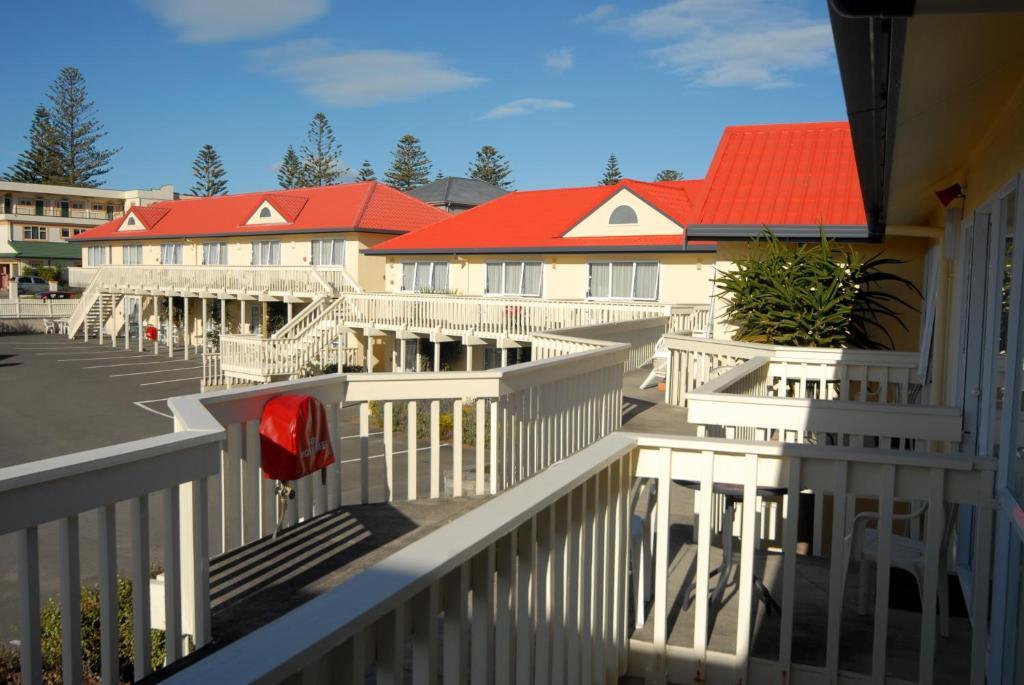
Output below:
[38,350,135,356]
[133,400,174,419]
[338,443,450,464]
[140,376,202,386]
[84,359,201,369]
[110,366,200,378]
[60,354,154,362]
[338,431,385,440]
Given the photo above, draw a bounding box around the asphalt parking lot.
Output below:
[0,334,202,465]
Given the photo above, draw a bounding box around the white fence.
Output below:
[168,432,996,685]
[0,327,628,682]
[66,265,358,297]
[0,300,77,318]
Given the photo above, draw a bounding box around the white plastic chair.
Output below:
[43,318,56,335]
[630,477,658,630]
[844,502,957,637]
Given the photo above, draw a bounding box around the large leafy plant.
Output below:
[716,232,920,349]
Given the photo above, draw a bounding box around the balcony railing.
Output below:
[170,432,996,685]
[0,300,77,318]
[1,327,627,682]
[7,205,123,221]
[66,265,358,297]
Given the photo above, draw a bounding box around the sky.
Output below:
[0,0,848,194]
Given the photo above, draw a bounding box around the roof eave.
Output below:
[685,224,870,241]
[364,243,717,256]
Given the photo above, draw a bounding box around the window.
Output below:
[159,243,182,265]
[311,239,346,266]
[23,226,47,240]
[401,261,449,292]
[609,205,639,224]
[251,240,281,265]
[123,245,142,265]
[61,228,71,239]
[202,242,228,265]
[587,261,658,300]
[125,216,137,227]
[485,261,543,296]
[88,246,109,266]
[259,206,273,218]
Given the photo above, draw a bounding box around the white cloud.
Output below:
[483,98,574,120]
[251,40,486,107]
[545,47,574,72]
[575,4,617,23]
[588,0,834,88]
[141,0,328,43]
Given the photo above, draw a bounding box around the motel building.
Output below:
[3,2,1024,684]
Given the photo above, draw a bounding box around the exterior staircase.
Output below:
[69,291,123,341]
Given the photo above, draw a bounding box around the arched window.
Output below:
[126,216,136,226]
[259,206,273,218]
[609,205,638,225]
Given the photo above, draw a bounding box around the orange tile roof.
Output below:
[71,181,448,241]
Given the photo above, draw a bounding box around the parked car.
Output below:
[10,276,49,294]
[37,290,76,300]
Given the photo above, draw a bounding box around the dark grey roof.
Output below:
[407,177,508,208]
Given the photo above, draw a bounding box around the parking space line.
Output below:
[85,359,202,369]
[60,355,154,362]
[38,350,138,356]
[140,376,202,386]
[110,366,200,378]
[133,400,174,419]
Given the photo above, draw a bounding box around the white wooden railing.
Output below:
[534,316,672,372]
[1,327,628,682]
[201,352,224,390]
[65,265,354,297]
[0,300,77,318]
[167,432,996,685]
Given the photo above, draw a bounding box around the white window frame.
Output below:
[159,243,182,265]
[400,261,450,293]
[202,241,228,265]
[122,244,142,265]
[88,245,110,266]
[251,240,282,266]
[22,226,46,241]
[311,239,346,266]
[586,260,659,301]
[484,260,543,297]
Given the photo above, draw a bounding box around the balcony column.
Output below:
[201,298,208,354]
[183,297,190,361]
[286,302,294,322]
[153,296,160,356]
[462,334,484,371]
[220,299,226,342]
[124,298,130,350]
[137,298,144,353]
[433,342,441,372]
[415,343,423,373]
[167,296,173,359]
[110,296,117,348]
[239,299,247,334]
[98,296,104,345]
[399,338,408,373]
[500,347,508,367]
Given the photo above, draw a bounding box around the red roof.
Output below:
[694,122,866,227]
[366,179,710,253]
[368,122,866,254]
[71,182,448,241]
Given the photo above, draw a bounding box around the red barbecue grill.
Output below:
[259,395,336,536]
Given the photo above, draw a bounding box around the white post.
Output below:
[183,297,190,361]
[138,298,144,352]
[501,347,508,367]
[167,297,173,359]
[111,297,117,348]
[124,298,130,350]
[337,336,343,371]
[240,299,248,333]
[286,302,293,321]
[433,342,441,372]
[153,297,159,355]
[219,299,226,338]
[367,336,375,373]
[399,338,408,373]
[466,345,474,371]
[98,295,104,345]
[201,298,208,354]
[415,343,423,373]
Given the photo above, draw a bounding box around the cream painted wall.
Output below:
[563,188,684,238]
[382,252,716,305]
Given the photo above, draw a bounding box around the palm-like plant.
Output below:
[716,231,920,349]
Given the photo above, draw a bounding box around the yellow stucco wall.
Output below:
[381,252,716,304]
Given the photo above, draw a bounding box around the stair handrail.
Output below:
[271,296,330,339]
[65,267,106,338]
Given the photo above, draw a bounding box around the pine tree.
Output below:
[46,67,119,187]
[384,135,433,191]
[190,144,228,196]
[300,113,345,186]
[4,105,60,183]
[278,145,303,189]
[467,145,513,189]
[600,154,622,185]
[355,160,376,182]
[655,169,684,182]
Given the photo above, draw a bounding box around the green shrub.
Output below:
[1,577,166,684]
[34,266,62,283]
[716,231,919,349]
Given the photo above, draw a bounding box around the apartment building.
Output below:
[0,181,175,287]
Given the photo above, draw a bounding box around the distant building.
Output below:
[0,181,175,286]
[407,176,507,213]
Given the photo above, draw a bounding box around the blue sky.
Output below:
[1,0,847,194]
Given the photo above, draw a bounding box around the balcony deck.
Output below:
[628,479,972,684]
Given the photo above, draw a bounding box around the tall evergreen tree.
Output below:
[300,112,345,186]
[46,67,119,187]
[384,135,432,191]
[190,144,228,196]
[655,169,684,182]
[467,145,513,189]
[600,154,622,185]
[4,105,60,183]
[278,145,303,189]
[355,160,376,182]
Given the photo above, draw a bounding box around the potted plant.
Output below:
[36,266,61,291]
